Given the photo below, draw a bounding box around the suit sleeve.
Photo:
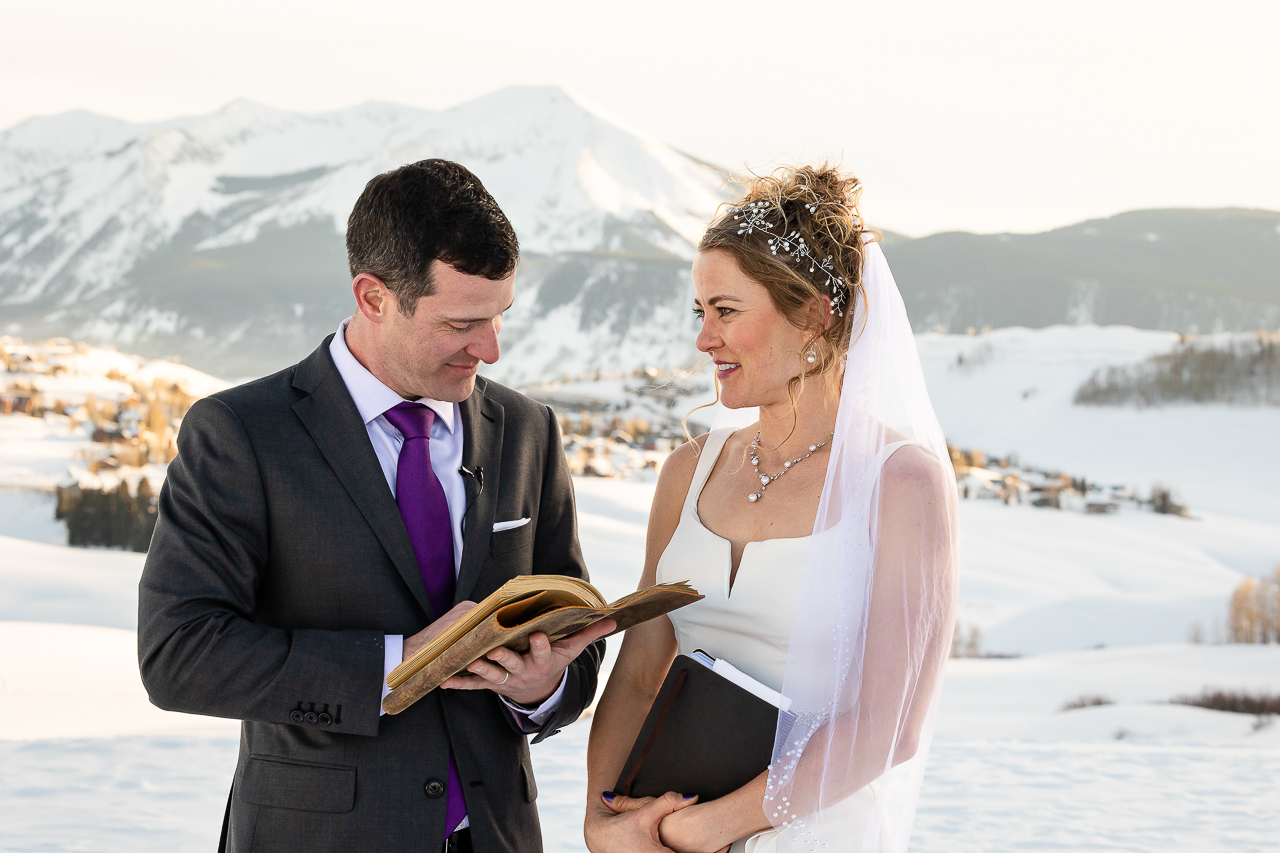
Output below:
[526,405,604,744]
[137,396,385,737]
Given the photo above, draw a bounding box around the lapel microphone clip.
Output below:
[459,467,485,532]
[458,466,484,492]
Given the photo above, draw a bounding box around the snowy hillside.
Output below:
[918,325,1280,523]
[0,87,731,378]
[2,488,1278,850]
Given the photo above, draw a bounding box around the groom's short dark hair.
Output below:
[346,159,519,315]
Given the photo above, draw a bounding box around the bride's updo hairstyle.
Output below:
[700,164,877,391]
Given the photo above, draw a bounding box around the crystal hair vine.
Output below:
[730,200,848,317]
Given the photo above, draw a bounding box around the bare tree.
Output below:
[1228,569,1280,643]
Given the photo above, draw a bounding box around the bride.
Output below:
[584,165,958,853]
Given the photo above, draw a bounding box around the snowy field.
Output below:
[4,712,1276,853]
[2,323,1278,851]
[0,414,94,492]
[2,476,1278,852]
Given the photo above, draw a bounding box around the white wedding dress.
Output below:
[656,427,913,852]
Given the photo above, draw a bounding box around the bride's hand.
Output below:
[585,790,699,852]
[597,793,729,853]
[657,802,731,853]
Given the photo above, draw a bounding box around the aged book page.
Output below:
[383,577,701,715]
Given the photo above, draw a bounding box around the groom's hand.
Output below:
[442,618,616,706]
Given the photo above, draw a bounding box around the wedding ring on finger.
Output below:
[498,669,510,685]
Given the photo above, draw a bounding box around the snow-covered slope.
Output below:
[3,623,1276,852]
[938,642,1280,742]
[957,501,1278,653]
[0,88,730,378]
[0,412,94,490]
[2,525,1276,851]
[919,325,1280,522]
[0,621,232,740]
[0,533,141,628]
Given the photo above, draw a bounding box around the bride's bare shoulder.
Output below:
[644,433,713,542]
[882,444,950,504]
[655,432,712,494]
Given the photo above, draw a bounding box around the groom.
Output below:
[139,159,610,853]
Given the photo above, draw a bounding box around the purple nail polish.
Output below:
[602,791,616,802]
[683,793,696,799]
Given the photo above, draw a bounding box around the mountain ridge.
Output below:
[886,207,1280,335]
[0,86,733,379]
[2,90,1277,381]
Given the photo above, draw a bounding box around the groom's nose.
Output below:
[467,318,502,364]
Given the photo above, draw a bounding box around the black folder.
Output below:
[614,653,793,802]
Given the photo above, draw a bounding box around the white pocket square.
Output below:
[492,518,531,532]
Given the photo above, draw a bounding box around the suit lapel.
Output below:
[291,341,436,620]
[455,380,503,604]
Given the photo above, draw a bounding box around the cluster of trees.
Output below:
[1173,688,1280,715]
[56,479,158,552]
[1150,485,1189,517]
[1228,566,1280,643]
[558,412,661,444]
[950,622,982,658]
[1074,334,1280,407]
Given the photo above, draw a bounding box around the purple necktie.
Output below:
[382,402,466,840]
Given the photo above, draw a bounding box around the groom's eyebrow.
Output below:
[446,297,516,324]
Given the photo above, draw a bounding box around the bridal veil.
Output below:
[762,236,959,851]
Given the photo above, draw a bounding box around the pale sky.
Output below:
[3,0,1277,236]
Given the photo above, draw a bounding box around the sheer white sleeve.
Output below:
[765,240,959,852]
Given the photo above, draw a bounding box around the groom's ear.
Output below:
[353,273,395,323]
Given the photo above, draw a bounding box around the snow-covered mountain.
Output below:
[5,88,1278,384]
[0,87,731,380]
[886,208,1280,335]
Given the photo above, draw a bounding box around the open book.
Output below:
[382,575,702,715]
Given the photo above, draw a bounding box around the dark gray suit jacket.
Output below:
[138,338,602,853]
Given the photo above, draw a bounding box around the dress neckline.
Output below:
[687,428,811,595]
[678,429,923,596]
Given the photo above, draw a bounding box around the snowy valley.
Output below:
[1,323,1277,851]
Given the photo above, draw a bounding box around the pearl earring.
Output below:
[806,347,817,364]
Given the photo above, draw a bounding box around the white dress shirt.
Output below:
[328,319,565,741]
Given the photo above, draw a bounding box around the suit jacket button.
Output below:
[304,712,319,725]
[425,779,445,798]
[290,710,304,723]
[318,712,332,726]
